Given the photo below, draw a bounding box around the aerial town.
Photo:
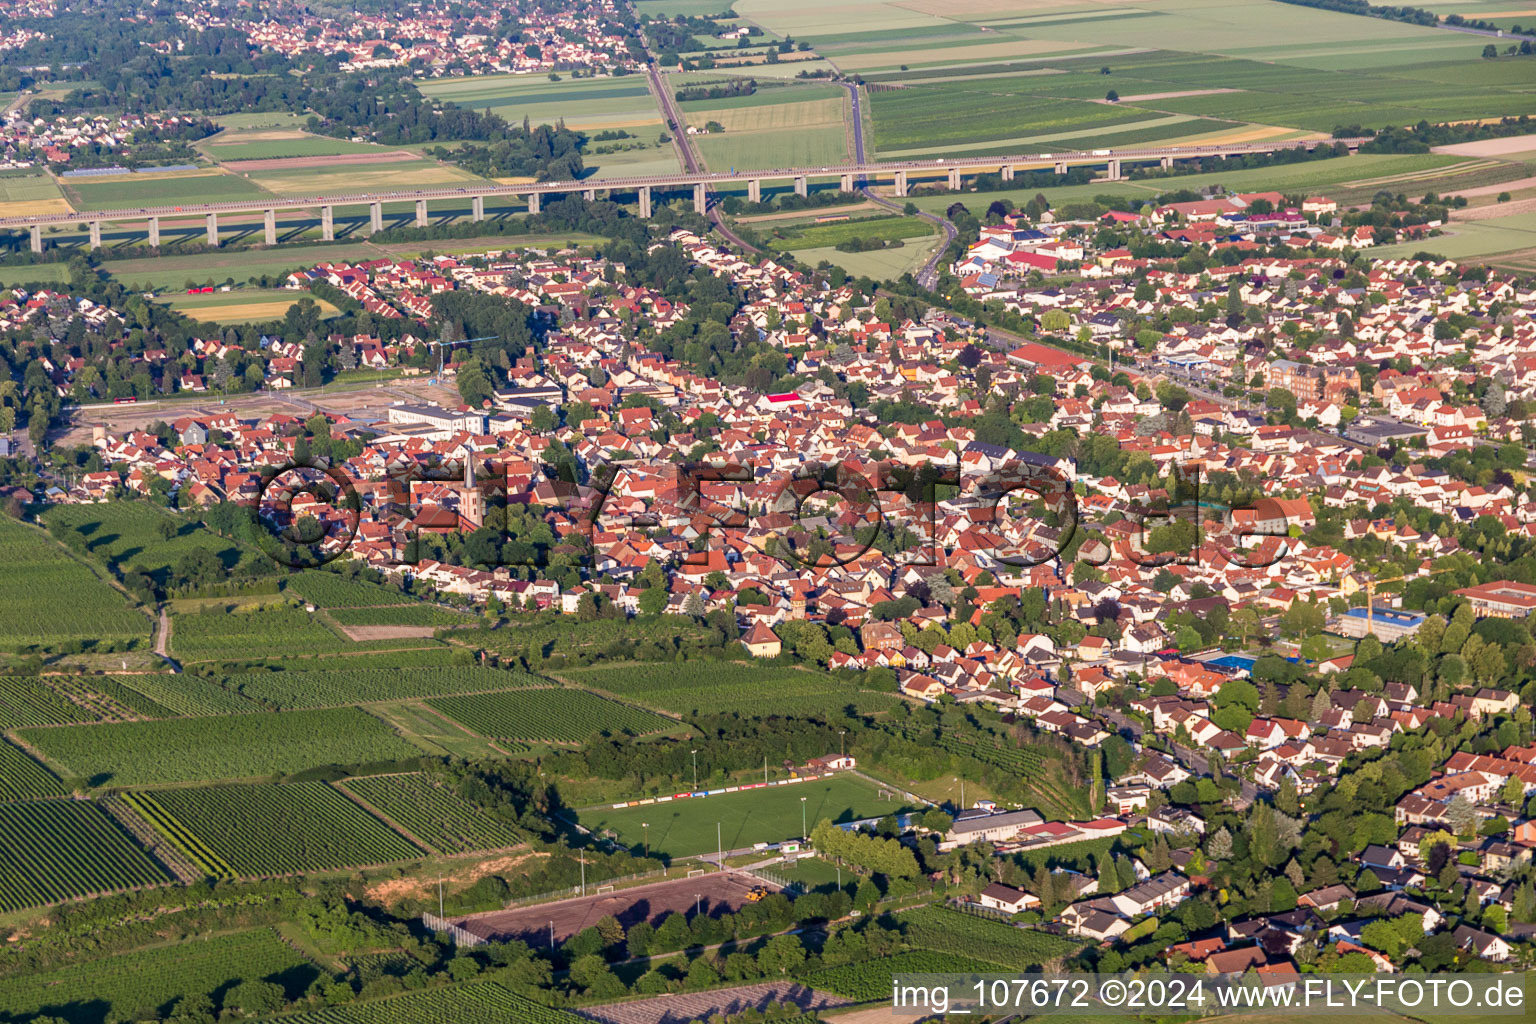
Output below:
[0,0,1533,1019]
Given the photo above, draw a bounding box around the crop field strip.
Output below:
[326,605,472,627]
[0,927,320,1024]
[171,605,356,660]
[284,571,417,607]
[0,676,100,729]
[113,673,265,717]
[0,738,67,801]
[0,799,172,912]
[17,706,420,786]
[270,981,584,1024]
[425,687,682,744]
[339,773,526,854]
[122,790,237,879]
[137,781,424,877]
[0,515,148,649]
[838,24,1536,152]
[43,675,173,721]
[559,661,903,717]
[223,665,548,710]
[899,904,1085,966]
[802,949,1016,1001]
[59,169,272,212]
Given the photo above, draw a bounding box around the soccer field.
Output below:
[579,773,917,857]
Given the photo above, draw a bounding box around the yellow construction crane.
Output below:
[1360,565,1456,637]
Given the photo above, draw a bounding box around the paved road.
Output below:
[634,10,759,253]
[843,81,957,289]
[3,137,1367,229]
[1098,707,1257,808]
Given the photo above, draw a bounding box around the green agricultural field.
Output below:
[561,660,902,718]
[0,800,171,912]
[105,241,389,289]
[767,214,934,249]
[157,288,342,325]
[327,605,473,628]
[802,949,1012,1001]
[46,675,177,720]
[695,124,847,171]
[135,781,422,877]
[269,982,583,1024]
[0,928,321,1024]
[577,139,683,177]
[212,111,308,129]
[341,773,526,853]
[733,1,1536,150]
[1372,211,1536,260]
[635,0,736,15]
[62,171,270,211]
[248,158,486,198]
[225,665,545,710]
[0,262,69,287]
[870,87,1159,152]
[171,603,351,661]
[43,503,259,588]
[17,706,419,786]
[0,515,148,650]
[0,172,68,212]
[417,74,665,136]
[366,702,514,759]
[427,688,682,744]
[0,738,67,802]
[98,235,606,291]
[285,571,417,607]
[580,773,917,857]
[682,86,848,171]
[458,615,721,661]
[201,130,398,161]
[0,676,98,729]
[112,673,264,717]
[900,904,1086,966]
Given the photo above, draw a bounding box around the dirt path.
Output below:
[1435,133,1536,157]
[1446,173,1536,198]
[1112,87,1241,103]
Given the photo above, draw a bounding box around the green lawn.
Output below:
[579,773,916,857]
[792,241,937,280]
